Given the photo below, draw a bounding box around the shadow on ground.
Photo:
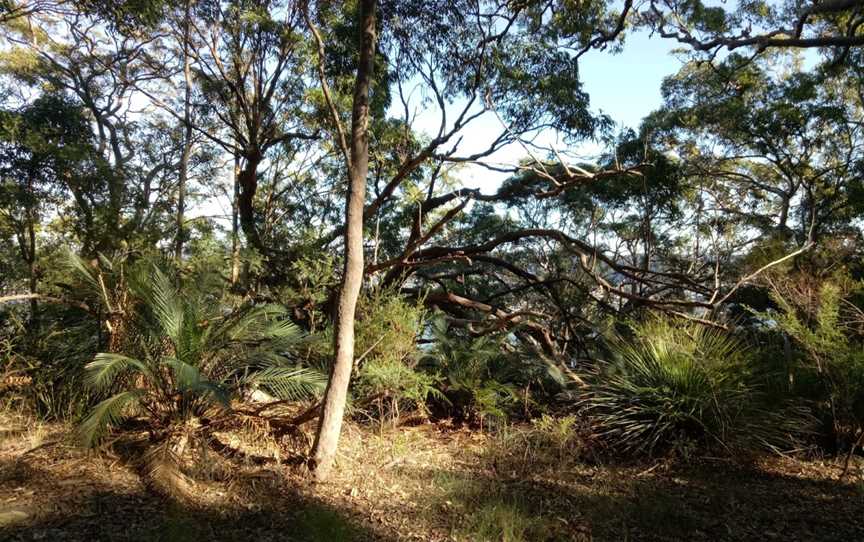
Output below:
[0,458,394,542]
[394,461,864,541]
[3,443,864,542]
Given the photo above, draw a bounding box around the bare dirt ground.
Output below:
[1,412,862,541]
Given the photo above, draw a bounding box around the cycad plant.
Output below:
[421,316,521,427]
[580,317,808,456]
[77,262,325,492]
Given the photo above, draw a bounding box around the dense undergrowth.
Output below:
[3,250,864,473]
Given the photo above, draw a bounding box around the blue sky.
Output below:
[579,30,684,131]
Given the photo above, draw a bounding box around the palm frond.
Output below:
[245,366,327,401]
[85,353,151,392]
[241,350,293,369]
[97,252,115,272]
[140,265,184,344]
[64,248,100,293]
[187,380,231,409]
[262,315,305,343]
[78,390,143,447]
[164,357,230,409]
[164,357,203,390]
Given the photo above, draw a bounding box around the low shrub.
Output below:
[419,317,521,428]
[354,359,443,425]
[764,275,864,452]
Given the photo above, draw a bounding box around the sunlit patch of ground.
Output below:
[1,410,863,541]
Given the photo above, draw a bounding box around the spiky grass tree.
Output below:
[580,317,809,456]
[78,264,325,494]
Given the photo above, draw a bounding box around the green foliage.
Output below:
[354,288,426,367]
[355,359,443,424]
[765,276,864,448]
[78,261,325,446]
[354,290,435,419]
[278,254,340,333]
[420,316,523,427]
[424,470,565,542]
[531,413,582,454]
[75,0,172,31]
[305,286,435,422]
[580,317,810,456]
[469,499,538,542]
[0,287,99,419]
[0,94,112,253]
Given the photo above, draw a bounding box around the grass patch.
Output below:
[419,469,581,541]
[291,506,368,541]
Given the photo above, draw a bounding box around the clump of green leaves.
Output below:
[355,359,443,426]
[580,316,809,456]
[350,289,442,424]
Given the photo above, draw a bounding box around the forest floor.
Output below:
[1,410,863,542]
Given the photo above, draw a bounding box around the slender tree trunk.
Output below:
[175,0,194,267]
[26,216,37,321]
[22,174,37,321]
[231,154,241,285]
[778,195,790,231]
[310,0,377,482]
